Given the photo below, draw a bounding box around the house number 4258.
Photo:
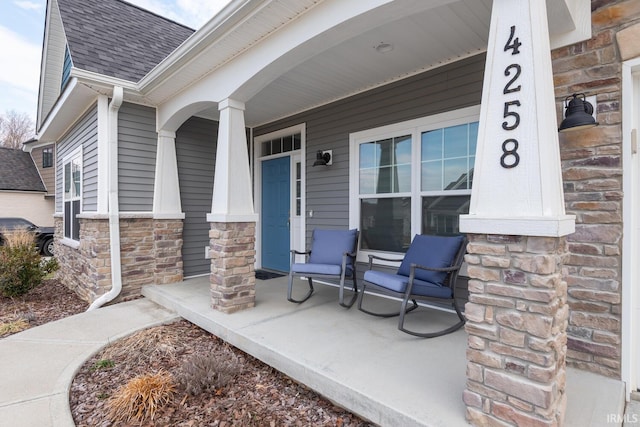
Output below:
[500,25,522,169]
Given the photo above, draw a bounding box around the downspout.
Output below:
[88,86,123,310]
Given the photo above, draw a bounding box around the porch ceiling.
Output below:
[149,0,585,128]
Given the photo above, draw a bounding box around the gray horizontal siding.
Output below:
[176,117,218,277]
[118,102,157,212]
[255,53,485,237]
[55,104,98,213]
[255,54,486,302]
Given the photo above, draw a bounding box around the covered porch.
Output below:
[142,277,624,426]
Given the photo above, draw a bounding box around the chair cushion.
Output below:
[363,270,453,299]
[308,229,358,266]
[292,263,342,276]
[397,234,464,285]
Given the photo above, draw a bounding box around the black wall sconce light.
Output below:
[558,93,599,132]
[313,150,332,166]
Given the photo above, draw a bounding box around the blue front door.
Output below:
[262,156,290,271]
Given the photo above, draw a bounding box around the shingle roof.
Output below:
[0,148,46,192]
[56,0,195,82]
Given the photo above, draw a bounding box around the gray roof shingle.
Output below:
[56,0,195,82]
[0,148,46,192]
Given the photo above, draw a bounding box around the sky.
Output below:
[0,0,232,126]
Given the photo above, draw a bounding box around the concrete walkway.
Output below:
[0,299,178,427]
[0,283,635,426]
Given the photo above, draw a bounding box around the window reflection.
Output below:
[359,135,411,195]
[360,197,411,252]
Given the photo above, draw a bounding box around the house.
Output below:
[35,0,640,425]
[0,146,52,226]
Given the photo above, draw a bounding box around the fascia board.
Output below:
[37,78,97,142]
[549,0,592,49]
[138,0,264,94]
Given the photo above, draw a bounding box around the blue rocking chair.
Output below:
[357,234,467,337]
[287,229,359,308]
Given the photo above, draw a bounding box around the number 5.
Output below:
[502,101,521,131]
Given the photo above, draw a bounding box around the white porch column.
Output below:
[459,0,575,425]
[152,130,184,218]
[208,98,257,314]
[207,98,258,223]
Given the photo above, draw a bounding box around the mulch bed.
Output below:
[1,279,373,426]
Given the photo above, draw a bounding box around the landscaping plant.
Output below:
[106,370,176,423]
[0,229,58,297]
[176,352,241,396]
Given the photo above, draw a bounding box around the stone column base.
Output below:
[209,222,256,313]
[463,234,569,427]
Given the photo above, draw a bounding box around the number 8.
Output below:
[500,139,520,168]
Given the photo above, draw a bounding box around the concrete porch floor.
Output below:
[142,276,626,426]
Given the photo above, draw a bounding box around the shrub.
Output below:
[0,229,58,297]
[175,352,241,396]
[106,370,175,423]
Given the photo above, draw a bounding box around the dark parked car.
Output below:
[0,217,54,257]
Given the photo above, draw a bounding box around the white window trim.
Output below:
[62,146,83,242]
[349,105,480,263]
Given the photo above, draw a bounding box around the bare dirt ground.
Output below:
[0,279,372,426]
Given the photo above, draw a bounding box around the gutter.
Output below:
[87,86,123,311]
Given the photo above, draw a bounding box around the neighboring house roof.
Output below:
[56,0,195,82]
[0,148,46,192]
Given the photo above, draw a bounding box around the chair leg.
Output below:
[357,283,418,317]
[398,297,466,338]
[338,276,358,308]
[287,275,314,304]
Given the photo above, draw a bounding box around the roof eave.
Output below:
[138,0,265,95]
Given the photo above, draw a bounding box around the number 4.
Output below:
[504,25,521,55]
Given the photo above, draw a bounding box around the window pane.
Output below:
[293,133,301,150]
[272,138,282,154]
[469,122,479,154]
[359,142,377,169]
[360,197,411,252]
[443,124,468,158]
[443,158,469,190]
[422,195,470,236]
[421,160,442,191]
[283,135,293,152]
[262,141,271,156]
[422,129,442,161]
[359,168,377,194]
[378,138,393,167]
[395,135,411,164]
[64,201,71,238]
[72,200,80,240]
[72,159,81,197]
[64,163,71,198]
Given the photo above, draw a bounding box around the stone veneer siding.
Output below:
[552,0,640,378]
[209,222,256,313]
[464,235,570,426]
[54,217,183,303]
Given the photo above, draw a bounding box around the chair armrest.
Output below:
[367,253,403,270]
[291,249,310,255]
[410,262,460,273]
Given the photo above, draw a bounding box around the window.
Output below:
[63,150,82,240]
[42,147,53,168]
[350,106,479,257]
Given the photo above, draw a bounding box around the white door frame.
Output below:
[622,56,640,400]
[253,124,306,269]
